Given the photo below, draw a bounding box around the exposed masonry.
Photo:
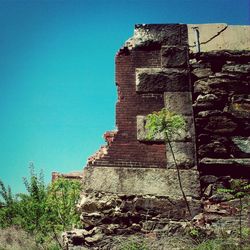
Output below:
[190,50,250,183]
[87,24,195,169]
[62,24,250,249]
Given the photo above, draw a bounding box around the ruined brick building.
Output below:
[62,24,250,249]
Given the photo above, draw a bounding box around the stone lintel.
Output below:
[82,166,200,199]
[136,68,189,93]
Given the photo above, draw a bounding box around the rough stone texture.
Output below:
[192,68,213,78]
[166,142,196,169]
[136,68,189,93]
[232,136,250,155]
[63,191,200,249]
[164,92,193,115]
[191,49,250,180]
[161,46,188,67]
[227,94,250,119]
[82,166,200,199]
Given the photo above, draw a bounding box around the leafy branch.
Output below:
[145,108,192,217]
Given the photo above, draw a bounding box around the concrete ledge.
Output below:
[82,166,200,199]
[188,24,250,52]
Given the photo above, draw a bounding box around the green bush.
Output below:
[0,165,82,249]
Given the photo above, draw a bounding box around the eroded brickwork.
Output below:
[62,24,250,249]
[89,25,189,168]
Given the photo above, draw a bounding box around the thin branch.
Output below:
[165,132,192,218]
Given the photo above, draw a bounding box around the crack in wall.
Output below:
[189,25,228,48]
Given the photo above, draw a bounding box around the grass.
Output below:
[0,226,41,250]
[108,233,250,250]
[0,226,61,250]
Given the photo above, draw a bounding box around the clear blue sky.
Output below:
[0,0,249,193]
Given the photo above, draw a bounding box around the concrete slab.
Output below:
[82,166,200,199]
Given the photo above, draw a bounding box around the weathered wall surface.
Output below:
[85,24,199,198]
[191,50,250,179]
[190,49,250,237]
[63,24,250,249]
[188,24,250,52]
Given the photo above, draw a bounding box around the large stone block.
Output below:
[137,115,194,142]
[136,68,189,93]
[166,142,196,169]
[161,46,188,67]
[164,92,193,115]
[82,166,200,199]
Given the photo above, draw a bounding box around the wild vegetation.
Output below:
[145,108,192,216]
[0,164,82,250]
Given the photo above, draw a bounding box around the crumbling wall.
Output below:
[63,24,250,249]
[190,50,250,234]
[192,50,250,179]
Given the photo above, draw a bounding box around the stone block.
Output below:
[195,116,238,134]
[166,142,196,169]
[82,166,200,199]
[137,115,194,142]
[161,46,188,67]
[164,92,193,115]
[227,95,250,119]
[192,68,213,78]
[199,157,250,167]
[136,68,189,93]
[232,136,250,154]
[222,64,250,74]
[136,115,164,142]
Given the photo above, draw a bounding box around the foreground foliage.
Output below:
[0,165,82,249]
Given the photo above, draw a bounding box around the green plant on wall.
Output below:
[145,108,192,217]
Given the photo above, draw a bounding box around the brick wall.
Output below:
[90,49,166,167]
[89,24,189,168]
